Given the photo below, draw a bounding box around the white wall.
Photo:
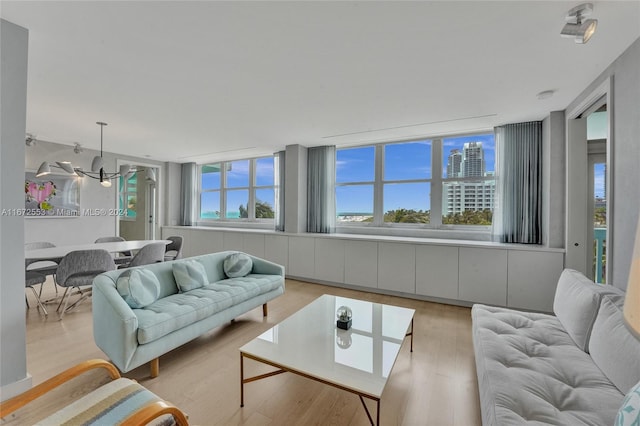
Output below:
[565,37,640,290]
[1,19,31,400]
[24,141,164,245]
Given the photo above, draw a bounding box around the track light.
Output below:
[561,3,597,44]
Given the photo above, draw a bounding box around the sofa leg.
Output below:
[263,303,268,317]
[150,358,159,378]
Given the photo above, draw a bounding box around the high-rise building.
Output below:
[461,141,485,178]
[447,149,462,178]
[443,142,494,216]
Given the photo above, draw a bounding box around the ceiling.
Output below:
[2,1,639,163]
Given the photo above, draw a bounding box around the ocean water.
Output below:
[201,211,240,219]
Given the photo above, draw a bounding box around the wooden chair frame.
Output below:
[0,359,188,425]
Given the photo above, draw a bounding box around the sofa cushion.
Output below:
[553,268,625,352]
[134,274,283,344]
[223,252,252,278]
[589,297,640,394]
[472,304,624,426]
[116,269,161,309]
[172,259,208,292]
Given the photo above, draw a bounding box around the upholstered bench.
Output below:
[471,269,640,425]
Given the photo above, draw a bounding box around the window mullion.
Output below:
[221,162,227,219]
[431,138,443,226]
[248,159,256,220]
[374,144,384,226]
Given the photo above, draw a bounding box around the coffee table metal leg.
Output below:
[240,353,244,407]
[406,318,414,352]
[359,395,380,425]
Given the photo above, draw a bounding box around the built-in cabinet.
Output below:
[162,226,564,312]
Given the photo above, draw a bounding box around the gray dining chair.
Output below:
[55,249,116,319]
[95,236,132,265]
[25,271,48,316]
[119,242,166,269]
[25,241,61,297]
[164,236,184,261]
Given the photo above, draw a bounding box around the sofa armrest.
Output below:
[92,275,140,372]
[249,255,285,277]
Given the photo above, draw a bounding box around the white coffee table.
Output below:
[240,294,415,425]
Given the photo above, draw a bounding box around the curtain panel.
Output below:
[180,162,197,226]
[493,121,542,244]
[274,150,286,231]
[307,146,336,233]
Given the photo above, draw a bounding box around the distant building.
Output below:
[443,142,495,216]
[461,141,485,177]
[447,149,462,178]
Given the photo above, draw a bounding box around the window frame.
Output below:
[198,156,276,225]
[335,131,495,236]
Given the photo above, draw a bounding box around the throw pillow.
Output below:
[616,380,640,426]
[116,269,161,309]
[172,260,208,292]
[223,252,253,278]
[553,268,624,352]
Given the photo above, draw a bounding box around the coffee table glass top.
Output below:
[240,294,415,398]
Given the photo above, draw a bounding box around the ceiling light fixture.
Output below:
[561,3,597,44]
[536,90,555,100]
[35,122,134,188]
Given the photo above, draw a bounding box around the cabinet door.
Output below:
[416,245,458,299]
[264,235,288,271]
[458,248,507,305]
[288,236,315,279]
[315,239,345,283]
[345,240,378,289]
[223,232,244,251]
[243,234,265,258]
[508,250,564,312]
[378,242,415,294]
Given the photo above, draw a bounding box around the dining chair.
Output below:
[120,242,166,268]
[95,236,132,265]
[164,236,184,261]
[55,249,116,319]
[25,271,48,316]
[25,241,61,296]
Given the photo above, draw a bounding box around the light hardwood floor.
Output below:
[13,278,482,425]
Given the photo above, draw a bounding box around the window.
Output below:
[199,156,275,222]
[119,172,137,220]
[336,133,495,230]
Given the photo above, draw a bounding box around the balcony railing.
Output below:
[594,227,606,284]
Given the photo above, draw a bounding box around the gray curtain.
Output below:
[274,151,285,231]
[492,121,542,244]
[180,162,197,226]
[307,146,336,233]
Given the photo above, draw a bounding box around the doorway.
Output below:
[116,162,159,241]
[566,90,611,283]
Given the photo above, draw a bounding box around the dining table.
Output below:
[25,239,171,262]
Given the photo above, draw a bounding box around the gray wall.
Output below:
[565,37,640,289]
[1,19,31,400]
[24,141,164,245]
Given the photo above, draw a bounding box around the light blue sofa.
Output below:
[92,251,285,377]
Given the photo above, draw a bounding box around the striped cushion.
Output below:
[39,378,175,426]
[223,252,252,278]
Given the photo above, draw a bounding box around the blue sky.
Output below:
[336,136,496,214]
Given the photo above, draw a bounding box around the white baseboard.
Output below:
[0,373,32,402]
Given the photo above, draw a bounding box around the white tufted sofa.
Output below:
[472,269,640,425]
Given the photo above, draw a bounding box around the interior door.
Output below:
[565,118,589,275]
